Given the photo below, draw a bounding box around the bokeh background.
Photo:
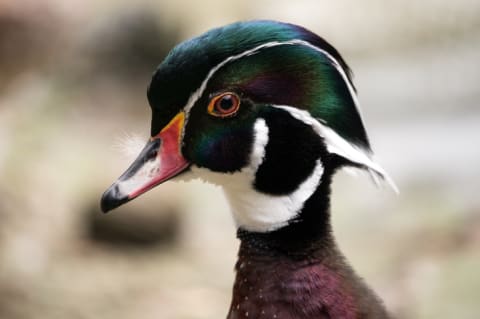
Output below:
[1,0,479,318]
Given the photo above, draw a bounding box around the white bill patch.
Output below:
[188,118,324,232]
[116,157,162,195]
[271,105,398,192]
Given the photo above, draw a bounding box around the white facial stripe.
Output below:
[249,118,269,172]
[271,105,398,192]
[187,118,268,185]
[188,118,324,232]
[181,39,361,121]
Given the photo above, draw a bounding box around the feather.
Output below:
[114,132,147,161]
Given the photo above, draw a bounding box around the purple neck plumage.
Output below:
[227,175,390,319]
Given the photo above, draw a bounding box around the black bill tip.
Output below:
[100,183,130,213]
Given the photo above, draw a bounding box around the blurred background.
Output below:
[1,0,479,318]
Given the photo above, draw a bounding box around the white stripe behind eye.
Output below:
[271,105,398,193]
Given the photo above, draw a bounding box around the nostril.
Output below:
[146,150,158,161]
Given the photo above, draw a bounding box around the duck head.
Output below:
[101,20,394,232]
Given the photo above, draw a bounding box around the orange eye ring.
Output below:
[207,92,241,118]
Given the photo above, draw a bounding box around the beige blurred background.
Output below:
[1,0,479,318]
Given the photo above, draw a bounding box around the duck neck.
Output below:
[228,173,390,319]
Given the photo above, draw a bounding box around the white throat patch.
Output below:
[189,118,324,232]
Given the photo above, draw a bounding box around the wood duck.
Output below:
[101,20,395,319]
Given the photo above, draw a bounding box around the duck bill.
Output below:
[101,112,189,213]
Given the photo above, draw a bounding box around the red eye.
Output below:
[208,92,241,117]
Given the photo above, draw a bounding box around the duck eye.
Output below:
[208,92,240,118]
